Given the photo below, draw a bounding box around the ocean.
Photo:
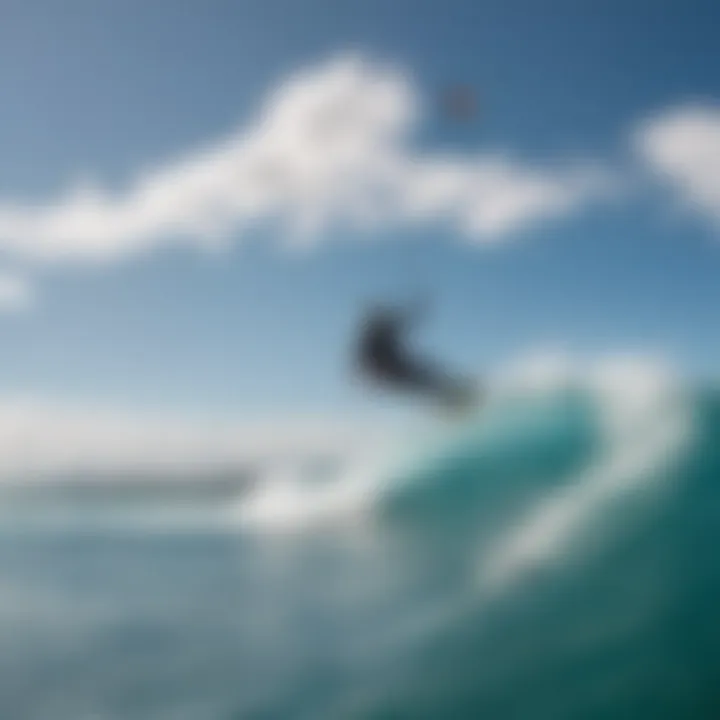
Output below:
[1,360,719,719]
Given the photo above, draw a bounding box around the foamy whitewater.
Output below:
[1,354,718,719]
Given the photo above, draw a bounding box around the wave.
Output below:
[0,355,699,598]
[479,356,693,590]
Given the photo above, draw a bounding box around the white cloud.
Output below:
[0,398,395,481]
[635,103,720,225]
[0,54,611,266]
[0,273,34,312]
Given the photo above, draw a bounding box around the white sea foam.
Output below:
[230,449,405,534]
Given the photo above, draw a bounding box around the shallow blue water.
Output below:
[1,388,719,719]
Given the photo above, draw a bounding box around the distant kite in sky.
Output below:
[441,85,478,121]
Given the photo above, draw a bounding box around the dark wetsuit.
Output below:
[357,306,474,408]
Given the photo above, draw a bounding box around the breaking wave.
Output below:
[0,355,699,592]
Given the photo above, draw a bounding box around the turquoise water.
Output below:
[1,385,719,719]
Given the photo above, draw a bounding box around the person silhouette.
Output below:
[355,298,477,413]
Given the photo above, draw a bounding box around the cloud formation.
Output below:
[0,55,610,267]
[636,104,720,226]
[0,398,393,480]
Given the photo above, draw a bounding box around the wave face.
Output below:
[2,363,720,718]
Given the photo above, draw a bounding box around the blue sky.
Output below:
[0,0,719,424]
